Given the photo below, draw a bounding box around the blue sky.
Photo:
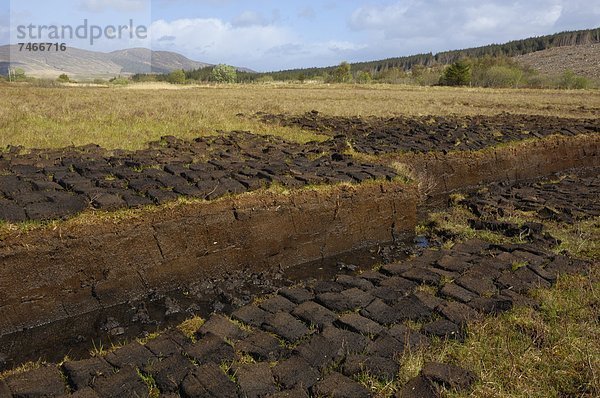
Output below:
[1,0,599,71]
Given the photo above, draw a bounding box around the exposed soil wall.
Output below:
[0,182,417,336]
[0,133,598,338]
[392,134,600,196]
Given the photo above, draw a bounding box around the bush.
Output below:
[440,60,471,86]
[7,68,27,82]
[210,64,237,83]
[328,61,352,83]
[376,67,410,84]
[109,76,130,85]
[411,65,444,86]
[168,69,186,84]
[480,66,523,88]
[57,74,70,83]
[356,71,372,84]
[559,70,590,89]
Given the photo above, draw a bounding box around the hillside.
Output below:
[261,27,600,80]
[0,46,213,79]
[516,43,600,79]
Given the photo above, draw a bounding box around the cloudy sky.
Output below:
[1,0,599,71]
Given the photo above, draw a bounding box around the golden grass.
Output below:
[1,83,598,150]
[177,316,205,340]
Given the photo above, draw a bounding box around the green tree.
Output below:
[440,60,472,86]
[330,61,352,83]
[298,73,306,83]
[356,71,372,84]
[57,74,70,83]
[168,69,186,84]
[210,64,237,83]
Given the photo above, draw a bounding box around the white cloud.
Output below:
[142,1,599,71]
[150,18,294,69]
[149,17,368,71]
[349,1,569,40]
[344,0,591,57]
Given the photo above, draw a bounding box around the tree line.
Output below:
[254,27,600,81]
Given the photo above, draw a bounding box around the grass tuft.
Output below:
[177,316,205,341]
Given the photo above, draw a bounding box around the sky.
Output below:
[1,0,599,72]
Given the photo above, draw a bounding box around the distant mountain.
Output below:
[261,27,600,80]
[0,46,252,79]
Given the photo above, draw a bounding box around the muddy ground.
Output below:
[0,112,597,223]
[0,132,395,223]
[0,167,596,397]
[0,112,598,396]
[257,111,599,154]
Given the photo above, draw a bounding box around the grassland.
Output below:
[403,197,600,398]
[1,83,599,150]
[400,266,599,398]
[1,81,599,397]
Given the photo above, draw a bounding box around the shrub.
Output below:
[356,71,372,84]
[30,79,62,88]
[255,75,274,84]
[210,64,237,83]
[412,66,444,86]
[328,61,352,83]
[57,74,70,83]
[480,66,524,88]
[109,76,130,85]
[167,69,186,84]
[7,68,27,82]
[559,70,590,89]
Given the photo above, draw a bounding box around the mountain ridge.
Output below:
[0,45,252,79]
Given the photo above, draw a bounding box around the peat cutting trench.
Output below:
[0,113,598,397]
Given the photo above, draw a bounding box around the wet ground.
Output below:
[1,167,596,397]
